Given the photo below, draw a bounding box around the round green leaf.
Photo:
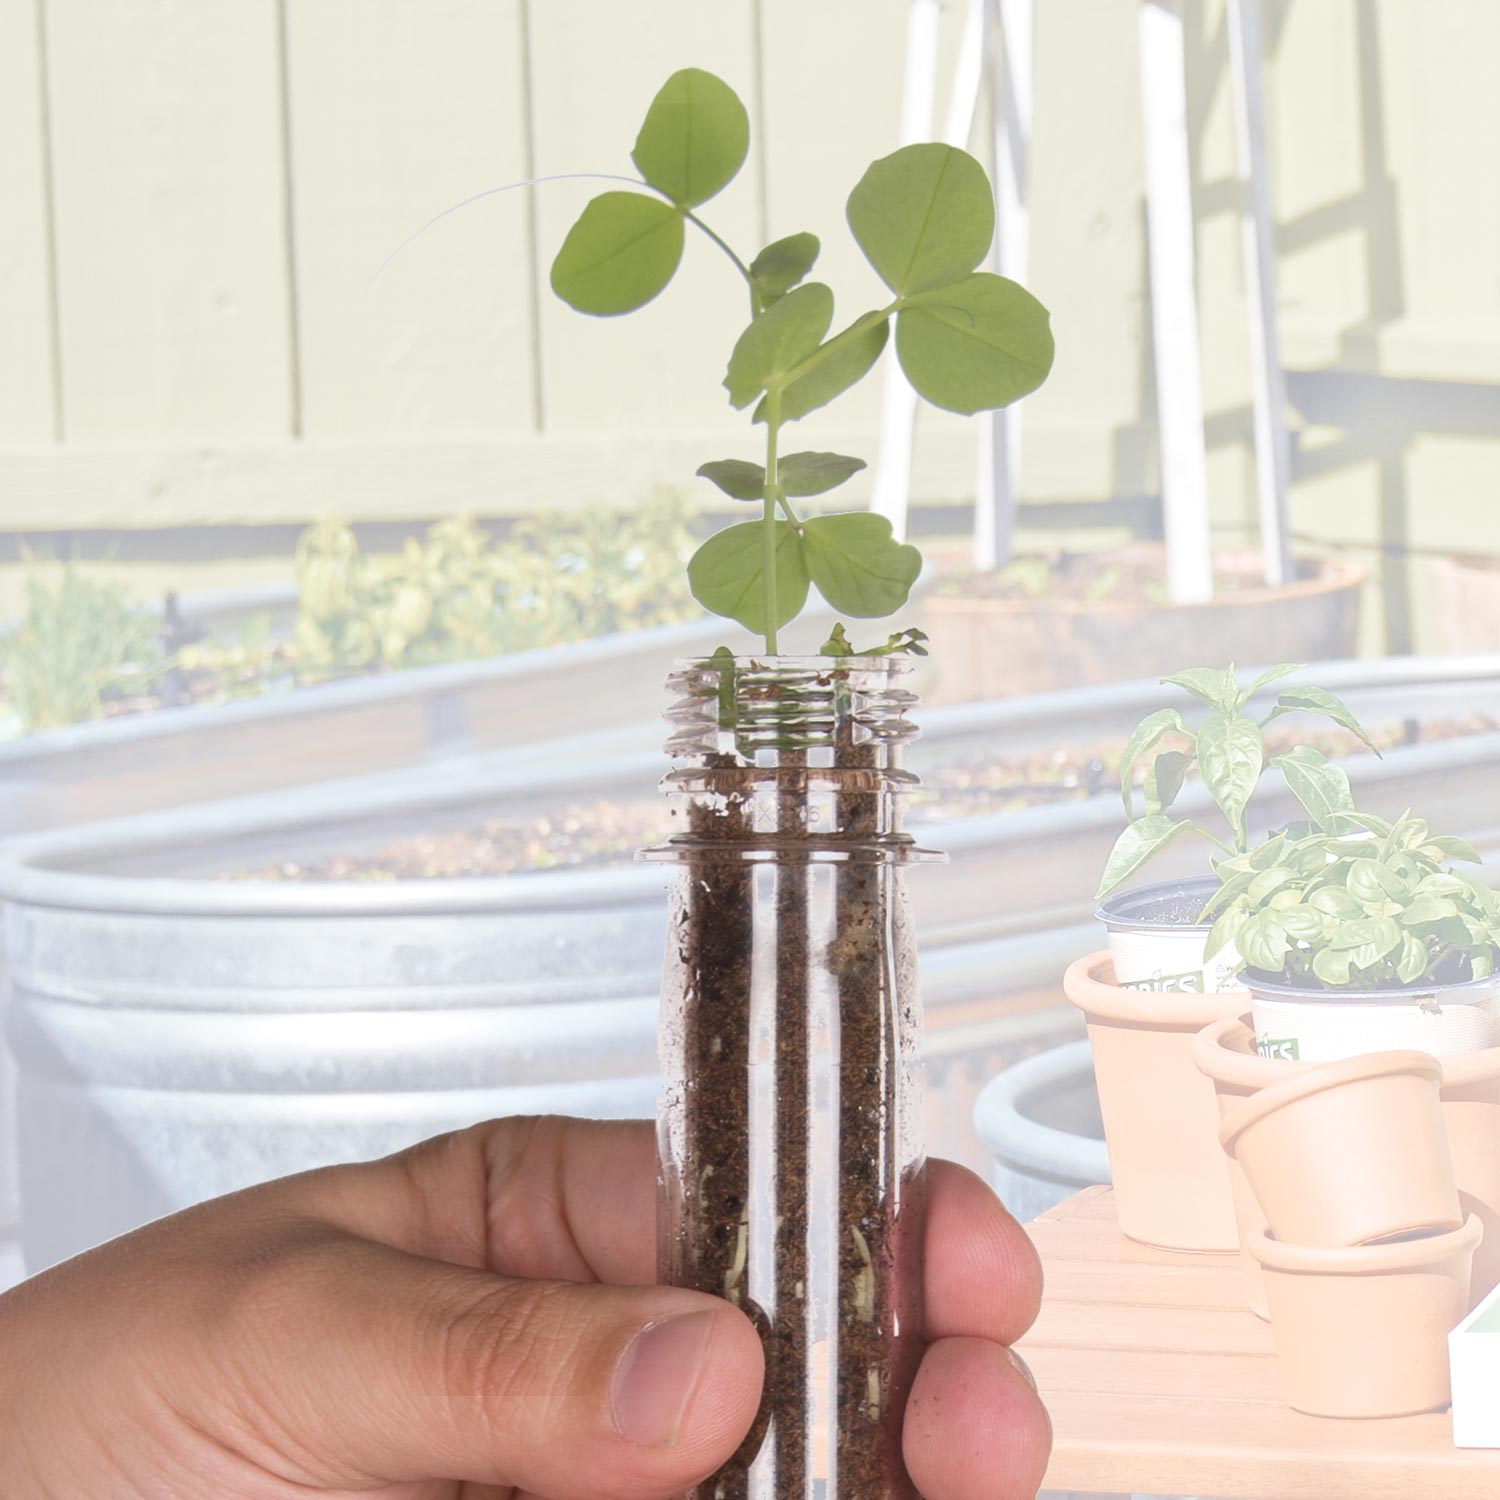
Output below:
[755,313,890,424]
[687,520,808,633]
[724,283,834,410]
[847,143,994,296]
[749,232,820,304]
[1238,912,1290,973]
[778,452,866,498]
[550,192,685,315]
[895,273,1054,414]
[800,513,921,618]
[630,68,749,208]
[1196,712,1264,842]
[696,459,765,501]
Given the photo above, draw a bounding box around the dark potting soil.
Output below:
[662,742,921,1497]
[234,715,1493,883]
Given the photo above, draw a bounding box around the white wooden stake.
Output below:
[1227,0,1293,586]
[1138,0,1213,603]
[869,0,942,541]
[973,0,1032,571]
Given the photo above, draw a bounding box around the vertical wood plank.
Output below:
[285,0,536,441]
[0,0,60,443]
[529,0,762,440]
[44,0,294,442]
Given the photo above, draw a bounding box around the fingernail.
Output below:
[613,1309,717,1448]
[1006,1346,1039,1395]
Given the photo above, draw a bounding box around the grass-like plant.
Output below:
[550,68,1055,655]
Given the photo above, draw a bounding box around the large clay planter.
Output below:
[1196,1016,1500,1308]
[921,547,1365,704]
[1249,1215,1481,1418]
[1219,1050,1460,1248]
[1064,951,1242,1250]
[1429,554,1500,655]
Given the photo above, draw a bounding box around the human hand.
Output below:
[0,1117,1048,1499]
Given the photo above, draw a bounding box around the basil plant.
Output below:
[551,68,1055,656]
[1096,663,1379,901]
[1201,810,1500,989]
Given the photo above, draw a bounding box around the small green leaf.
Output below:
[1204,904,1248,961]
[756,313,890,425]
[1145,750,1192,817]
[1200,867,1259,920]
[1095,815,1194,900]
[1396,931,1429,983]
[1269,684,1381,754]
[1310,886,1364,920]
[778,452,867,498]
[1349,916,1403,970]
[1238,912,1290,972]
[800,513,922,618]
[895,273,1055,414]
[749,232,820,304]
[1423,836,1483,865]
[724,283,834,409]
[687,521,809,633]
[551,192,685,315]
[631,68,749,208]
[1272,746,1354,831]
[1196,712,1264,842]
[695,459,765,500]
[1237,662,1305,707]
[1347,858,1410,906]
[847,142,994,295]
[1278,905,1326,943]
[1313,946,1354,986]
[1401,896,1459,926]
[1119,708,1186,819]
[1161,666,1240,713]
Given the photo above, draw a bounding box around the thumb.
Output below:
[198,1232,764,1500]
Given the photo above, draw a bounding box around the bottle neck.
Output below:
[647,655,940,863]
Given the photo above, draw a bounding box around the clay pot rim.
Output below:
[1195,1014,1500,1089]
[1219,1046,1444,1156]
[925,551,1366,620]
[1248,1213,1481,1274]
[1064,950,1246,1028]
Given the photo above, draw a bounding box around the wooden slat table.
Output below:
[1018,1186,1500,1499]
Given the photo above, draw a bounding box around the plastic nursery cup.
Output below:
[1096,877,1244,995]
[1249,1215,1482,1418]
[1064,951,1242,1251]
[1219,1049,1460,1249]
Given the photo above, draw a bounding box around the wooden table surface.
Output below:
[1017,1186,1500,1499]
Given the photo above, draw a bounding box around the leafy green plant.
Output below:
[550,67,1054,655]
[1,564,162,731]
[1201,810,1500,989]
[1096,663,1380,900]
[293,499,699,675]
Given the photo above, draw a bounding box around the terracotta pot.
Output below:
[920,547,1364,704]
[1064,951,1243,1250]
[1428,554,1500,655]
[1219,1050,1459,1248]
[1249,1215,1481,1418]
[1197,1017,1500,1306]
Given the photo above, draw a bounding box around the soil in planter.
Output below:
[233,713,1493,882]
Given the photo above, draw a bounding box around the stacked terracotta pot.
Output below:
[1066,919,1500,1419]
[1194,1015,1500,1417]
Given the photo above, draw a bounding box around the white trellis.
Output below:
[872,0,1293,601]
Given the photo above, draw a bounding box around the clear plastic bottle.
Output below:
[646,655,941,1500]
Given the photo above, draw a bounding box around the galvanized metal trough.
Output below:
[5,655,1500,1271]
